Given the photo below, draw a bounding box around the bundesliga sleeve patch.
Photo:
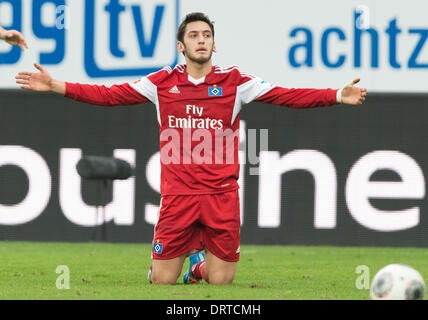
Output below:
[208,86,223,96]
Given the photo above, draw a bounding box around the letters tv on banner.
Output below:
[1,0,428,91]
[0,0,180,85]
[1,91,428,247]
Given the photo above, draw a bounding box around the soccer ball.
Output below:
[370,264,425,300]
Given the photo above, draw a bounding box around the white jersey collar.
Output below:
[188,75,206,85]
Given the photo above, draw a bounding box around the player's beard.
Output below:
[183,45,214,65]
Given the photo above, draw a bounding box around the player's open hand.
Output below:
[341,78,367,105]
[15,63,53,92]
[2,29,28,50]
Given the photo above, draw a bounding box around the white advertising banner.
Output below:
[0,0,427,92]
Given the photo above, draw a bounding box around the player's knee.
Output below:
[207,270,235,285]
[150,270,179,285]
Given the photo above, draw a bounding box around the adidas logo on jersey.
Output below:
[168,86,180,94]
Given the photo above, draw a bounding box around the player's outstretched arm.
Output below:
[16,63,149,106]
[0,26,28,50]
[340,78,367,105]
[254,76,367,109]
[15,63,65,94]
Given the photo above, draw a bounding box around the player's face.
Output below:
[178,21,216,64]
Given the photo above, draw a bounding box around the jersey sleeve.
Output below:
[231,72,281,124]
[236,71,338,108]
[256,86,339,108]
[65,82,150,106]
[64,67,173,106]
[128,66,173,105]
[236,73,277,105]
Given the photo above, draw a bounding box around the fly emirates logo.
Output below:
[167,105,224,130]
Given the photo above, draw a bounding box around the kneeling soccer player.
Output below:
[15,12,367,285]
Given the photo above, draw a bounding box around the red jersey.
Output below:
[65,64,338,196]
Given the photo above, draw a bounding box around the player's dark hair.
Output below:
[177,12,215,43]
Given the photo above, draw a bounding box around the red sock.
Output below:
[191,261,207,282]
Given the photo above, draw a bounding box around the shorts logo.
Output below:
[153,242,163,254]
[209,86,223,96]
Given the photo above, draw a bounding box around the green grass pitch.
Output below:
[0,241,427,300]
